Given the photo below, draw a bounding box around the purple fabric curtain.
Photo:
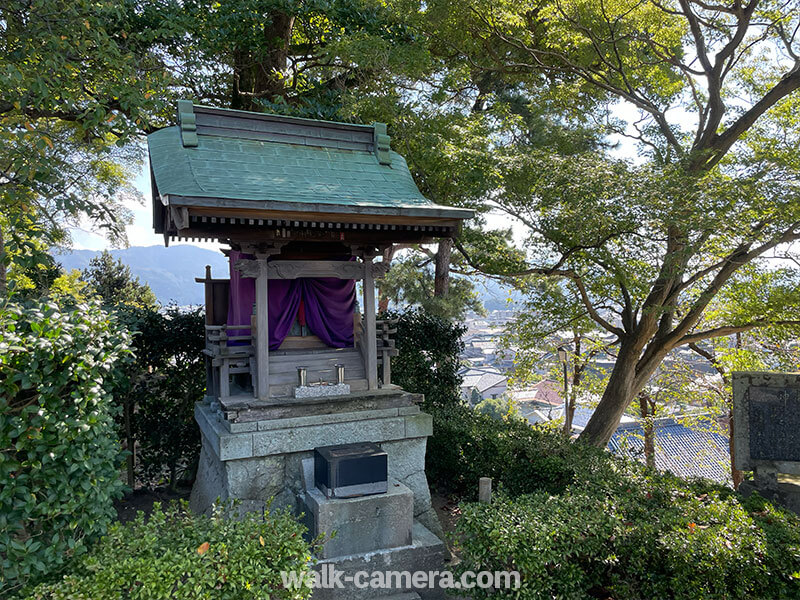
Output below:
[227,252,355,350]
[299,278,356,348]
[227,250,255,341]
[268,279,302,349]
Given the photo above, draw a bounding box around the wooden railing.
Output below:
[376,318,398,385]
[206,317,398,399]
[205,323,254,348]
[204,324,257,399]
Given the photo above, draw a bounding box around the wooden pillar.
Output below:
[201,265,214,398]
[254,258,270,400]
[382,350,391,386]
[363,255,378,390]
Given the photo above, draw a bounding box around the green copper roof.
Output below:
[146,104,473,219]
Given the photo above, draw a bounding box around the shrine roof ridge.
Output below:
[146,101,475,224]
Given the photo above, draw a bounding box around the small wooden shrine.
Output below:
[148,102,473,598]
[148,100,472,406]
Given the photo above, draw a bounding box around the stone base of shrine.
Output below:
[310,521,447,600]
[189,390,444,540]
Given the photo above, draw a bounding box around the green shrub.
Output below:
[383,308,465,410]
[427,403,610,497]
[27,502,314,600]
[117,305,205,487]
[430,392,800,598]
[0,300,130,595]
[475,395,516,419]
[456,461,800,599]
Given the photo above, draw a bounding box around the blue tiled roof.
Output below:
[609,419,731,485]
[571,406,596,428]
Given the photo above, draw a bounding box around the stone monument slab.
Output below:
[733,372,800,475]
[733,372,800,514]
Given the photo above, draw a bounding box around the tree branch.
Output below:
[680,320,800,345]
[453,237,625,337]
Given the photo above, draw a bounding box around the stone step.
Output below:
[310,521,446,600]
[302,480,414,559]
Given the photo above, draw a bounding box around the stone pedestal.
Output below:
[296,460,446,599]
[311,522,446,600]
[189,389,444,540]
[739,479,800,515]
[303,480,413,558]
[190,389,448,599]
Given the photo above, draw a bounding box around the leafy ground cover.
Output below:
[26,502,314,600]
[432,404,800,599]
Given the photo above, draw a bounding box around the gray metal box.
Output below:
[314,442,388,498]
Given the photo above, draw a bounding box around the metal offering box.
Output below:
[314,442,388,498]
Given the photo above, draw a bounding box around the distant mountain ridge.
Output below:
[55,245,228,306]
[55,245,520,310]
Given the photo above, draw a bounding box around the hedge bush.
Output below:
[427,403,611,497]
[27,502,314,600]
[116,305,205,487]
[454,442,800,599]
[0,300,130,595]
[383,308,465,410]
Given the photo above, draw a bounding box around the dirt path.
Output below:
[114,485,191,523]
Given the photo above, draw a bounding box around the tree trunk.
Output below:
[729,332,744,489]
[231,12,295,111]
[639,394,656,469]
[580,329,669,447]
[579,347,639,446]
[378,245,396,313]
[434,238,452,297]
[562,336,582,436]
[124,397,135,488]
[562,362,573,436]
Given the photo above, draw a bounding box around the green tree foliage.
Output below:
[508,279,614,433]
[469,387,483,406]
[475,394,517,420]
[78,252,200,487]
[26,502,314,600]
[155,0,429,116]
[0,0,174,294]
[431,0,800,445]
[378,252,483,319]
[82,250,158,309]
[384,308,466,410]
[0,300,131,595]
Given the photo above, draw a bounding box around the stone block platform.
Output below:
[304,480,413,558]
[189,388,444,540]
[311,521,446,600]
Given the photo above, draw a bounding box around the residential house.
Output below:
[460,366,508,403]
